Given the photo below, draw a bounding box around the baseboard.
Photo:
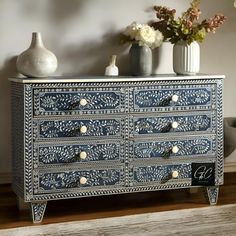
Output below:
[224,162,236,173]
[0,172,11,184]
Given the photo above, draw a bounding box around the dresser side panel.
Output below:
[11,82,25,198]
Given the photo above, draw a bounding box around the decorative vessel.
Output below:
[16,32,57,77]
[173,40,200,75]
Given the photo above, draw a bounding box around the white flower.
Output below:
[122,22,163,49]
[234,0,236,8]
[136,25,156,45]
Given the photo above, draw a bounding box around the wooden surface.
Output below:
[1,204,236,236]
[0,173,236,233]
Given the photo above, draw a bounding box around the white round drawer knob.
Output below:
[172,95,179,102]
[80,151,87,160]
[171,121,179,129]
[80,125,87,134]
[172,146,179,154]
[80,177,87,185]
[80,99,88,106]
[172,170,179,178]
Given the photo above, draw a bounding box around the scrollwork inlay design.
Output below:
[37,119,121,138]
[133,164,191,183]
[134,115,212,135]
[38,169,122,191]
[134,88,211,108]
[134,138,214,159]
[37,143,120,164]
[35,91,122,115]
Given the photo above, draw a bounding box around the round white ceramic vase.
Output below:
[173,40,200,75]
[16,32,58,77]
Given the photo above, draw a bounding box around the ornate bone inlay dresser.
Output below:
[9,74,224,223]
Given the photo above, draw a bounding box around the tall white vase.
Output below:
[16,32,58,77]
[153,42,174,74]
[173,40,200,75]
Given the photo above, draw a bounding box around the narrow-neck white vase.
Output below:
[173,40,200,75]
[16,32,58,77]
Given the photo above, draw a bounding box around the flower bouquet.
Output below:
[151,0,226,44]
[150,0,226,75]
[121,22,163,76]
[121,22,163,49]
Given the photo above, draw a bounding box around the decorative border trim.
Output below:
[8,75,225,84]
[24,84,33,198]
[216,79,224,184]
[26,181,192,202]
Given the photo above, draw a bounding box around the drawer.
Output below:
[33,117,125,141]
[33,141,124,166]
[33,87,126,116]
[132,112,215,137]
[132,164,191,185]
[33,167,124,193]
[132,136,216,160]
[131,84,215,112]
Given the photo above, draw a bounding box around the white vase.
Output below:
[173,40,200,75]
[16,32,58,77]
[153,42,174,74]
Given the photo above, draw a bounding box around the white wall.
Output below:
[0,0,234,179]
[200,0,236,117]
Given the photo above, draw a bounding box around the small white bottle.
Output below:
[105,55,119,76]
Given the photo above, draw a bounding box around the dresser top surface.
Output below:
[9,74,225,84]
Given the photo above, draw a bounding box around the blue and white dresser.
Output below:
[9,75,224,223]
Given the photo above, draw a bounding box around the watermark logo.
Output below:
[192,163,215,186]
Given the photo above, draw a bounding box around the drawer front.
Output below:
[33,87,125,116]
[33,117,125,140]
[133,112,215,136]
[132,164,191,185]
[34,141,124,166]
[132,136,216,160]
[34,168,124,193]
[131,84,214,112]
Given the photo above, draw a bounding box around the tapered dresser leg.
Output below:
[31,202,47,223]
[205,186,219,205]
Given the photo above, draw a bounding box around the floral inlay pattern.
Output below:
[133,164,191,183]
[38,169,121,190]
[134,138,214,159]
[134,115,211,135]
[37,143,120,164]
[134,88,211,108]
[37,119,121,139]
[38,92,121,111]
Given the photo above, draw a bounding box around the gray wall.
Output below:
[0,0,234,178]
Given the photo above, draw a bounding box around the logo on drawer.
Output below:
[191,163,215,186]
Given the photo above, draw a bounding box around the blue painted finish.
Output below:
[134,114,212,135]
[38,169,122,190]
[133,138,215,159]
[134,88,211,108]
[133,164,192,184]
[34,89,125,115]
[37,143,121,164]
[37,119,121,139]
